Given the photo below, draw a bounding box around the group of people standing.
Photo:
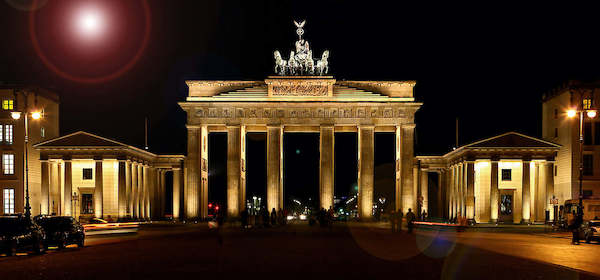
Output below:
[389,208,417,233]
[240,207,288,229]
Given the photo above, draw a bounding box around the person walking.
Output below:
[406,208,416,233]
[397,210,404,232]
[262,207,270,228]
[422,210,428,221]
[241,207,249,229]
[390,210,397,233]
[271,208,278,226]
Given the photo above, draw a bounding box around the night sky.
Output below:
[2,1,600,206]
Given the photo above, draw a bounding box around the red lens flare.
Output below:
[29,0,151,84]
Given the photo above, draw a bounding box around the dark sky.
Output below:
[2,1,600,205]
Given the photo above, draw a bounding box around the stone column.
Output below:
[522,160,531,223]
[160,169,166,218]
[534,162,541,222]
[173,168,182,220]
[546,162,555,220]
[143,165,150,219]
[437,170,443,218]
[118,160,127,219]
[240,126,247,212]
[466,161,475,221]
[395,126,402,211]
[131,162,138,218]
[267,125,283,212]
[490,160,499,223]
[125,161,132,218]
[64,160,73,216]
[137,164,143,219]
[200,126,209,219]
[185,127,199,219]
[449,165,454,219]
[401,124,416,213]
[320,125,334,210]
[94,159,103,219]
[420,170,429,215]
[358,126,374,219]
[41,160,49,215]
[227,125,241,217]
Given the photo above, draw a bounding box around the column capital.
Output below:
[401,123,416,130]
[186,125,201,130]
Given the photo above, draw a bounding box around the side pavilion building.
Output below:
[417,132,560,224]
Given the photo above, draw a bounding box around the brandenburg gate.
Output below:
[178,21,422,219]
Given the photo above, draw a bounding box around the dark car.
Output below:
[582,220,600,243]
[0,216,45,256]
[34,216,85,249]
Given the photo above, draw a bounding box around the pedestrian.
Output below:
[390,210,397,233]
[262,207,270,228]
[327,207,335,229]
[397,210,404,232]
[406,208,416,233]
[422,210,428,221]
[271,208,277,226]
[241,207,249,229]
[568,210,579,245]
[278,209,285,226]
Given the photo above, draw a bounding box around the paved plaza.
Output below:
[0,223,598,279]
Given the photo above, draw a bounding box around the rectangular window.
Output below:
[0,124,3,143]
[583,154,594,176]
[82,168,93,180]
[4,125,13,144]
[596,122,600,145]
[554,127,558,138]
[585,122,593,145]
[41,127,45,138]
[501,169,512,181]
[584,98,592,110]
[3,188,14,214]
[81,194,94,214]
[583,190,593,198]
[2,154,14,175]
[2,99,13,110]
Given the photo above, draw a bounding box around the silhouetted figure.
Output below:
[422,210,428,221]
[390,210,397,233]
[406,208,416,233]
[318,208,326,227]
[327,207,334,229]
[396,210,404,232]
[278,210,285,225]
[271,208,277,226]
[241,208,249,229]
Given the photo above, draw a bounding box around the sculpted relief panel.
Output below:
[193,106,410,122]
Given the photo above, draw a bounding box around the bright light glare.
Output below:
[76,9,104,38]
[11,112,21,120]
[567,109,577,118]
[587,110,597,118]
[31,112,42,120]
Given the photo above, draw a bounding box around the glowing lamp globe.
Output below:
[11,112,21,120]
[587,110,597,118]
[567,109,577,118]
[31,112,42,120]
[75,9,105,39]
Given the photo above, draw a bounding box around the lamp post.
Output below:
[11,92,42,220]
[567,105,597,217]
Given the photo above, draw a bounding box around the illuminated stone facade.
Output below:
[33,131,184,221]
[0,86,59,216]
[417,132,560,224]
[180,76,421,219]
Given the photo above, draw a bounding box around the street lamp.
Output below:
[566,105,597,218]
[11,93,43,220]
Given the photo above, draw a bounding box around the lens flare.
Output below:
[76,9,104,39]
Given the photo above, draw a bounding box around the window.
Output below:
[82,168,93,180]
[3,188,14,214]
[81,194,94,214]
[501,169,512,181]
[554,127,558,138]
[0,124,3,143]
[2,99,13,110]
[583,154,594,176]
[585,122,593,145]
[596,122,600,145]
[40,127,45,138]
[584,98,592,110]
[583,190,593,198]
[4,125,13,144]
[2,154,14,175]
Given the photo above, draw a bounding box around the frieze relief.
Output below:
[194,106,410,119]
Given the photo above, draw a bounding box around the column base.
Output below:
[521,219,531,225]
[490,218,498,224]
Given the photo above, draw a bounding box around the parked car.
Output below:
[0,216,46,256]
[34,216,85,249]
[582,220,600,243]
